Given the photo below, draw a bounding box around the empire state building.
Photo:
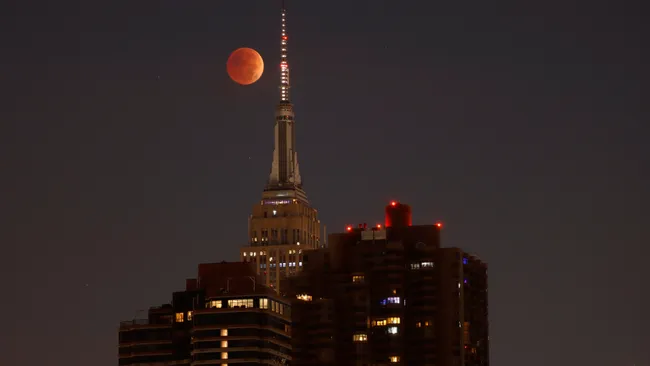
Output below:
[239,3,322,292]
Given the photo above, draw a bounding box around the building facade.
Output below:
[240,3,322,292]
[286,202,489,366]
[119,262,292,366]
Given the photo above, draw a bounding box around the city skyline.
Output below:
[3,1,647,366]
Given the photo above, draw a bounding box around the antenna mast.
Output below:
[280,0,290,102]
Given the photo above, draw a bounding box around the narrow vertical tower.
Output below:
[241,1,322,293]
[280,3,290,103]
[267,1,305,201]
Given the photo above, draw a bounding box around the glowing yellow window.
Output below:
[373,319,387,326]
[352,275,365,283]
[353,333,368,342]
[296,294,312,301]
[175,312,184,322]
[187,311,193,321]
[207,300,222,308]
[387,317,401,324]
[221,352,228,359]
[221,340,228,348]
[220,329,228,336]
[228,298,254,308]
[389,355,400,362]
[259,298,269,309]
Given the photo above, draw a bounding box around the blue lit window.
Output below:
[463,258,468,265]
[380,297,401,306]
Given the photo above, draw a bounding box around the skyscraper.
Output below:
[286,202,489,365]
[240,2,322,292]
[118,262,292,366]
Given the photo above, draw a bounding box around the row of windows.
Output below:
[205,298,286,310]
[411,261,435,269]
[379,296,401,305]
[371,317,401,326]
[244,249,303,257]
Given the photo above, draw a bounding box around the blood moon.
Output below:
[227,47,264,85]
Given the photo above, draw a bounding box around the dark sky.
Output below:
[2,0,648,365]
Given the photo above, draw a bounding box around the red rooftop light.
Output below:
[346,226,353,232]
[390,201,397,206]
[376,224,382,228]
[436,222,443,228]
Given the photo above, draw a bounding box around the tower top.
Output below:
[279,2,290,102]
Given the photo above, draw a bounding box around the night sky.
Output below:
[2,0,648,365]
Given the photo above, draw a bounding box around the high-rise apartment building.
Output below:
[286,202,489,366]
[240,3,322,292]
[118,262,292,366]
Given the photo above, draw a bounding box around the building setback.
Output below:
[286,201,489,366]
[118,262,291,366]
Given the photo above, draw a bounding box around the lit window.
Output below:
[387,317,400,324]
[387,326,398,334]
[272,210,277,216]
[416,321,422,328]
[353,333,368,342]
[175,313,184,322]
[228,299,254,308]
[299,261,303,266]
[463,258,468,265]
[421,261,434,268]
[187,311,193,321]
[243,252,247,256]
[410,263,420,270]
[387,296,400,304]
[207,300,222,308]
[352,275,364,283]
[221,340,228,348]
[373,319,387,326]
[221,329,228,336]
[389,356,400,362]
[296,294,312,301]
[221,352,228,359]
[260,298,269,309]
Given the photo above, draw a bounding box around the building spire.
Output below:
[266,0,305,201]
[280,1,290,102]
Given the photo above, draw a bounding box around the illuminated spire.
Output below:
[280,2,290,102]
[266,0,304,200]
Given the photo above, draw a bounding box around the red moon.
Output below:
[227,48,264,85]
